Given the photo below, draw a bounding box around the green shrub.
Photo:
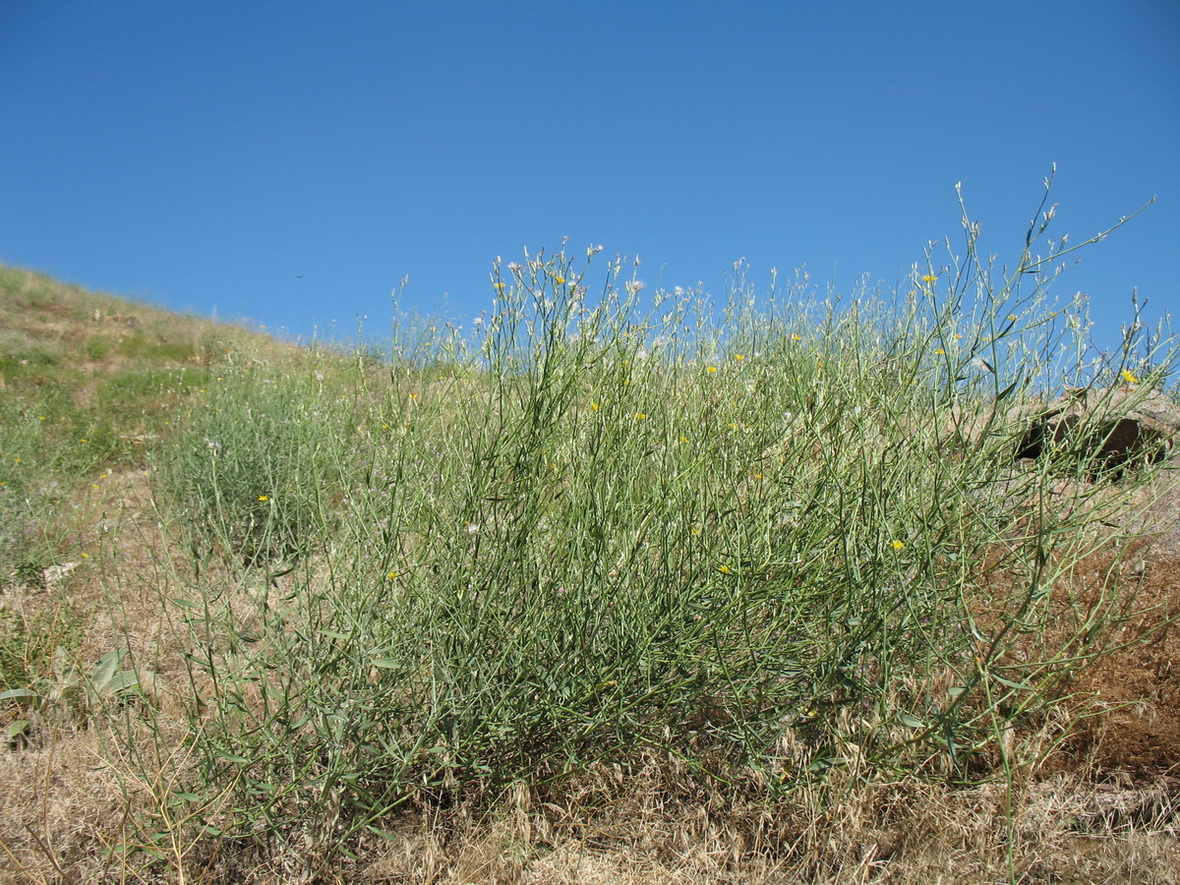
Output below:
[155,365,350,565]
[137,194,1178,859]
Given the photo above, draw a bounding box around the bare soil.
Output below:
[1067,499,1180,775]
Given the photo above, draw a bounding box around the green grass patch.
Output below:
[154,363,355,566]
[116,333,199,363]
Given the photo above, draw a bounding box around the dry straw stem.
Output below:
[354,760,1180,884]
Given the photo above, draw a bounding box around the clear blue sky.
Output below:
[2,1,1177,353]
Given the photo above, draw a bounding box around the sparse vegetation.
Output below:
[1,188,1179,883]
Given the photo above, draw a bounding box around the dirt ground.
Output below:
[1066,482,1180,775]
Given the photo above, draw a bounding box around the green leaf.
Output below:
[0,688,40,702]
[104,671,141,695]
[898,713,926,729]
[91,650,119,686]
[995,379,1019,402]
[990,674,1036,692]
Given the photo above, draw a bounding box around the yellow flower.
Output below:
[718,564,732,574]
[554,275,566,284]
[707,366,718,374]
[734,354,745,361]
[791,334,802,341]
[934,348,945,355]
[493,281,505,290]
[1121,369,1139,385]
[590,402,601,411]
[258,495,270,502]
[891,540,906,551]
[635,412,647,420]
[921,274,937,283]
[387,571,398,580]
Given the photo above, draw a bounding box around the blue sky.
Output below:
[2,1,1177,353]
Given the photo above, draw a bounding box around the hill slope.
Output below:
[1,263,1179,884]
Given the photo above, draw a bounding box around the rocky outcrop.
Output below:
[1015,388,1178,479]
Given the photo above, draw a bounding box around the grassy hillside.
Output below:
[0,266,282,586]
[1,246,1179,884]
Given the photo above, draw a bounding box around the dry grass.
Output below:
[351,762,1180,884]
